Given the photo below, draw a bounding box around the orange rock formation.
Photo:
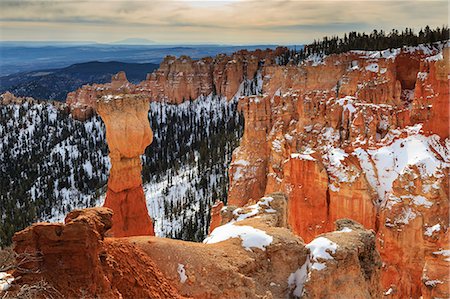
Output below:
[13,208,183,298]
[228,43,450,298]
[96,93,155,237]
[12,195,382,298]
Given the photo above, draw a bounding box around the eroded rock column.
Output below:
[97,94,154,237]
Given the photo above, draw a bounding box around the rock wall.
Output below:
[96,94,155,237]
[66,48,288,120]
[228,43,450,298]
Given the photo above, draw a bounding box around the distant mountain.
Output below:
[112,38,156,45]
[0,44,290,76]
[0,61,158,101]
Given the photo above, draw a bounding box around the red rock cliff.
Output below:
[228,43,450,298]
[66,48,288,120]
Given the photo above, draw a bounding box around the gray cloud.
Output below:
[0,0,447,44]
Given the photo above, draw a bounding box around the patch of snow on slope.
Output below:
[231,159,250,181]
[291,153,316,161]
[336,96,356,113]
[433,249,450,262]
[425,224,441,237]
[365,63,379,73]
[306,237,338,261]
[203,223,273,251]
[177,264,188,283]
[354,129,449,204]
[288,235,340,297]
[232,196,275,221]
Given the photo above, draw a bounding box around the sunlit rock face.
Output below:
[228,43,449,298]
[96,94,154,237]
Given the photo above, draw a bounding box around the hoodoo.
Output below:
[96,92,155,237]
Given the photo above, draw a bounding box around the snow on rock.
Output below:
[0,272,14,291]
[354,128,450,205]
[291,153,316,161]
[423,278,444,287]
[425,224,441,237]
[288,236,340,297]
[232,196,275,222]
[410,195,433,208]
[306,237,338,262]
[288,262,308,297]
[231,159,250,181]
[365,63,379,73]
[336,96,356,113]
[272,139,283,153]
[177,264,188,283]
[203,223,273,251]
[433,249,450,262]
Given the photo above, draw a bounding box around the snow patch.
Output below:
[232,196,274,222]
[177,264,188,283]
[291,153,316,161]
[204,223,273,251]
[425,224,441,237]
[365,63,379,73]
[306,237,338,262]
[288,262,308,297]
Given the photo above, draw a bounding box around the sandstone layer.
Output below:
[228,42,450,298]
[96,93,155,237]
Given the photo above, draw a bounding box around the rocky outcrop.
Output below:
[228,96,272,206]
[298,219,382,298]
[228,42,450,298]
[12,194,382,298]
[97,94,155,237]
[1,91,68,111]
[12,208,184,298]
[66,48,289,120]
[66,71,135,120]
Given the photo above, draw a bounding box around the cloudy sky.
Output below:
[0,0,448,44]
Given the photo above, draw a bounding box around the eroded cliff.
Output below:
[66,48,288,120]
[228,42,449,298]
